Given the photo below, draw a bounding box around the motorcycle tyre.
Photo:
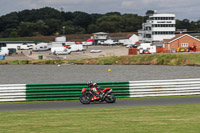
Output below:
[105,94,116,103]
[80,93,91,104]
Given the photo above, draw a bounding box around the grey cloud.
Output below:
[0,0,199,20]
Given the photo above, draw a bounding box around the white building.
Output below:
[55,36,66,42]
[138,12,176,43]
[119,34,139,45]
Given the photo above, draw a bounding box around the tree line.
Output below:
[0,7,199,38]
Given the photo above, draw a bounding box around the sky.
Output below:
[1,0,200,21]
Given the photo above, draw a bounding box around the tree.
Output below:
[44,19,61,35]
[0,12,19,31]
[121,14,143,32]
[73,11,92,29]
[145,10,155,16]
[176,19,191,30]
[96,15,122,32]
[17,22,36,36]
[87,24,97,33]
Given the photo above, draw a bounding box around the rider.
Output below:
[87,81,102,99]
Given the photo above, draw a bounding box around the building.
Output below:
[138,12,176,43]
[163,34,200,52]
[92,32,108,45]
[118,34,139,45]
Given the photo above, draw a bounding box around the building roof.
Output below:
[93,32,108,35]
[163,34,200,43]
[150,13,175,17]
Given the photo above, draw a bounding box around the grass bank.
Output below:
[0,59,65,65]
[0,104,200,133]
[68,53,200,66]
[0,37,43,44]
[1,53,200,65]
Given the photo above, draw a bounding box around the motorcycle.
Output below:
[80,87,116,104]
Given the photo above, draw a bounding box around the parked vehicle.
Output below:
[142,50,151,54]
[54,49,71,55]
[33,43,50,51]
[0,49,8,56]
[90,49,102,53]
[103,39,116,45]
[80,82,116,104]
[137,43,156,54]
[126,44,138,48]
[51,47,66,53]
[82,41,93,46]
[177,48,186,52]
[20,44,33,50]
[68,45,84,52]
[187,44,196,52]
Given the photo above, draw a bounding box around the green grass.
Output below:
[0,104,200,133]
[0,38,43,44]
[67,53,200,66]
[1,53,200,66]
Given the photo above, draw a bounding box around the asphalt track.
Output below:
[0,96,200,111]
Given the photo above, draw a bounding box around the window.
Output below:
[181,43,188,47]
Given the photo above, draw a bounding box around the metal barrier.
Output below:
[0,79,200,102]
[26,81,129,101]
[0,84,26,102]
[129,78,200,97]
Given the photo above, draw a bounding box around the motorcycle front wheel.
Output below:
[80,93,91,104]
[105,94,116,103]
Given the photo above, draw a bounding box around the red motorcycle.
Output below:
[80,86,116,104]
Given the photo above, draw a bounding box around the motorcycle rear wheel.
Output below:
[105,94,116,103]
[80,93,91,104]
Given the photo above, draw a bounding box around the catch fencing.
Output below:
[0,78,200,102]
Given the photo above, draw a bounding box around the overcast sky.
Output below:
[1,0,200,21]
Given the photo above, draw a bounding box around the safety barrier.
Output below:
[26,81,129,101]
[0,79,200,102]
[129,78,200,97]
[0,84,26,102]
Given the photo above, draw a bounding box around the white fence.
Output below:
[0,84,26,102]
[129,78,200,97]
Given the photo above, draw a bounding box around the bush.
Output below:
[9,60,19,65]
[19,60,29,64]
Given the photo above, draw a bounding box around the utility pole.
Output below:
[63,26,65,35]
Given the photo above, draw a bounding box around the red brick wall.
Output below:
[156,47,163,53]
[128,48,139,55]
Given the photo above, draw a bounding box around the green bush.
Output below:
[19,60,29,64]
[45,60,54,64]
[9,60,19,65]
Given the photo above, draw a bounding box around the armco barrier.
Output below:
[0,84,26,102]
[26,81,130,101]
[129,78,200,97]
[1,79,200,102]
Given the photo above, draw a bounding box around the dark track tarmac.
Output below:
[1,96,200,111]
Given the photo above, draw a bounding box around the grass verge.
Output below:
[0,104,200,133]
[1,53,200,65]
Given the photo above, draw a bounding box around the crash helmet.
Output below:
[87,81,93,88]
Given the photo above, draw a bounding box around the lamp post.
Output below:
[62,26,65,35]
